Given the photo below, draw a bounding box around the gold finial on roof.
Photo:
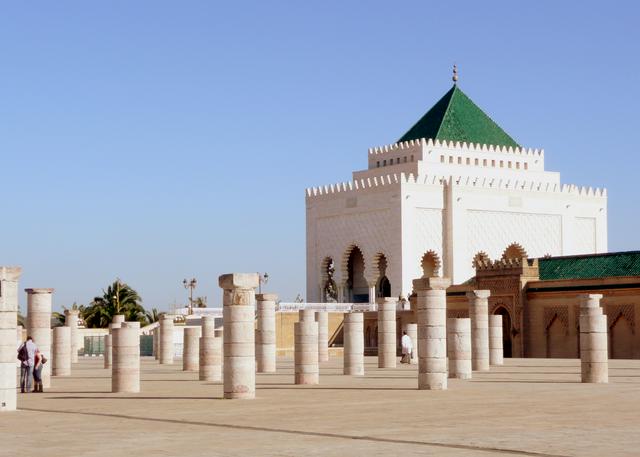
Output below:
[452,64,458,84]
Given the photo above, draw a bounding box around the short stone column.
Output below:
[447,318,472,379]
[315,311,329,362]
[112,322,140,393]
[26,288,54,388]
[489,315,504,366]
[377,298,397,368]
[52,326,71,376]
[402,323,418,365]
[467,290,490,371]
[220,273,258,400]
[343,312,364,375]
[104,315,124,369]
[1,267,21,412]
[183,327,201,372]
[159,315,174,365]
[294,309,319,384]
[414,277,450,390]
[255,293,277,373]
[199,315,222,382]
[64,309,80,363]
[579,294,608,383]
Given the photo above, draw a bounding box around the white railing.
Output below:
[276,302,379,313]
[174,307,223,317]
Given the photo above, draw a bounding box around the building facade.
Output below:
[306,83,608,303]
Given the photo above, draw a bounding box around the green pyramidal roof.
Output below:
[398,85,520,148]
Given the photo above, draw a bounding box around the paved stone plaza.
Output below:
[2,356,639,457]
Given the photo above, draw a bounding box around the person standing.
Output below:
[18,336,38,393]
[400,331,413,364]
[32,349,46,393]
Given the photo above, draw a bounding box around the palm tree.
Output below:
[144,308,162,325]
[82,279,145,328]
[193,296,207,308]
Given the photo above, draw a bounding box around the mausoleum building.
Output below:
[305,80,607,304]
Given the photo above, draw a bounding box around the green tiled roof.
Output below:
[539,252,640,280]
[398,85,520,148]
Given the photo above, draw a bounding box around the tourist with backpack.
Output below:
[17,336,38,393]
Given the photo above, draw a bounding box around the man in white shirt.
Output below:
[400,331,413,364]
[18,336,38,393]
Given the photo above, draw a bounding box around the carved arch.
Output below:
[339,244,367,286]
[544,306,569,335]
[607,305,635,334]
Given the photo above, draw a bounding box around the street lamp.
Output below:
[183,278,197,315]
[258,272,269,294]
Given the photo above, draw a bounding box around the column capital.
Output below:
[256,293,278,302]
[412,277,451,291]
[219,273,259,290]
[25,288,54,294]
[466,289,490,299]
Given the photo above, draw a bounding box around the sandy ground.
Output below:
[1,356,639,457]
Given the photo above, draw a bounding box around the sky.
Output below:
[2,1,639,313]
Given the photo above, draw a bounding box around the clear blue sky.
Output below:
[2,1,639,313]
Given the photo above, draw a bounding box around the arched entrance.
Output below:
[346,246,368,303]
[610,315,634,359]
[546,315,571,358]
[375,254,391,298]
[494,306,512,357]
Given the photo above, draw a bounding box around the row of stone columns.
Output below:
[377,298,396,369]
[64,309,80,362]
[105,315,125,369]
[183,327,201,372]
[159,314,174,364]
[343,312,364,375]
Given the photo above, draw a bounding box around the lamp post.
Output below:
[258,272,269,294]
[183,278,197,315]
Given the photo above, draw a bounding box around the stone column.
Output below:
[1,267,21,412]
[447,318,471,379]
[26,288,54,388]
[199,315,222,382]
[220,273,258,400]
[159,315,174,365]
[402,323,418,365]
[489,315,504,366]
[315,311,329,362]
[368,285,376,304]
[343,312,364,375]
[255,293,277,373]
[377,298,397,368]
[183,327,201,371]
[294,309,319,384]
[152,327,159,360]
[112,322,140,393]
[64,309,80,363]
[467,290,490,371]
[579,294,608,383]
[104,315,124,369]
[52,326,71,376]
[414,277,450,390]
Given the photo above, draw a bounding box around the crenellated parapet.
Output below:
[368,137,544,158]
[305,171,607,200]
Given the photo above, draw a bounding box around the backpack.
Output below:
[17,343,28,362]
